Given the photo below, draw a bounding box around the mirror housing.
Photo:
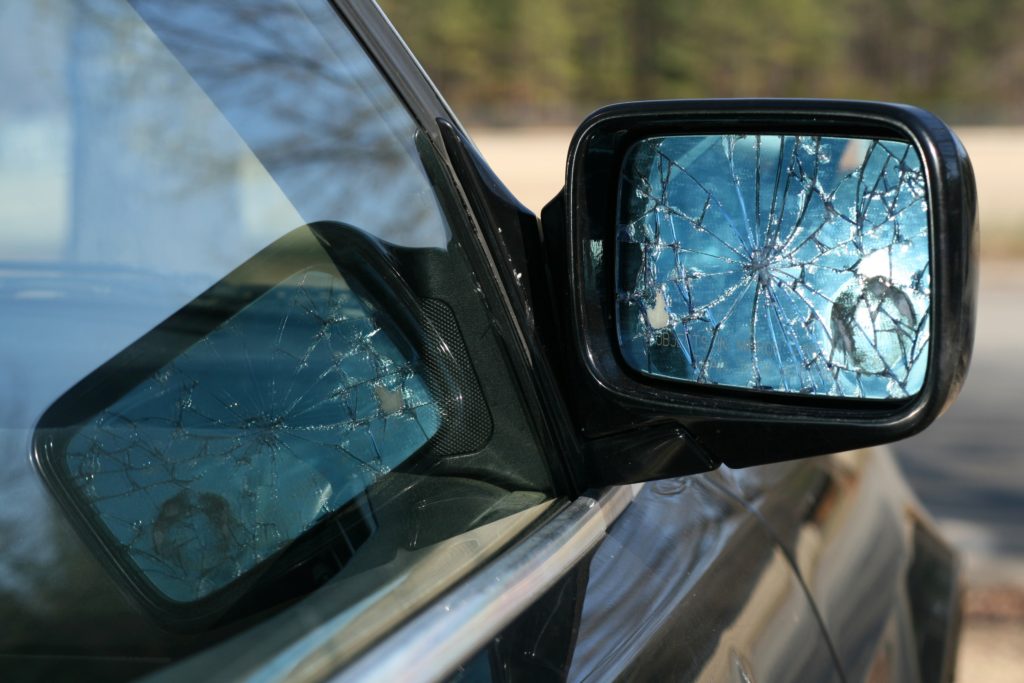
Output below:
[543,100,977,484]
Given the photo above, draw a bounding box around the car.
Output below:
[0,0,977,681]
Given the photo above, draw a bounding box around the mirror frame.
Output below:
[548,100,977,481]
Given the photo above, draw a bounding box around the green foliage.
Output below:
[378,0,1024,124]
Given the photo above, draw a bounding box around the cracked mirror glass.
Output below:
[617,134,930,399]
[43,227,441,604]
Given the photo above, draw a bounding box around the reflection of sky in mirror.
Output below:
[616,134,930,399]
[67,269,440,602]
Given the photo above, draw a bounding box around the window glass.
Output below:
[0,0,553,678]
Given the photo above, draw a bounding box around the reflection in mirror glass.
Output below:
[616,134,930,399]
[59,267,440,603]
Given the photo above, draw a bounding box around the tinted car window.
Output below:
[0,0,554,679]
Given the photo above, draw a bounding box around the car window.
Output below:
[0,0,554,679]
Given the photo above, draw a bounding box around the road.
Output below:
[892,261,1024,587]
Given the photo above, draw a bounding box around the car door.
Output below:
[0,2,917,682]
[409,472,846,683]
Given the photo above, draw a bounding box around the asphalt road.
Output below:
[892,261,1024,587]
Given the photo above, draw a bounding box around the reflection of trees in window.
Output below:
[66,0,448,272]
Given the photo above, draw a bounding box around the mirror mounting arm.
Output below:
[584,423,718,487]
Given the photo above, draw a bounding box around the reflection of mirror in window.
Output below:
[616,134,930,399]
[62,264,439,603]
[34,221,447,609]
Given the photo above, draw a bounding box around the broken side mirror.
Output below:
[544,100,978,484]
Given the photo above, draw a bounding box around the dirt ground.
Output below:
[468,125,1024,682]
[959,587,1024,682]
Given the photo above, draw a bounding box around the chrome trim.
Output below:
[326,485,641,683]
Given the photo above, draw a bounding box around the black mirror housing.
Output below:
[542,99,978,485]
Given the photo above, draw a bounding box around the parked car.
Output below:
[0,0,976,681]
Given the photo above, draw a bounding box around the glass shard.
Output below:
[616,134,930,399]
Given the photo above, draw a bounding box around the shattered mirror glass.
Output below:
[37,227,441,604]
[617,134,930,399]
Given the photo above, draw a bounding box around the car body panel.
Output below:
[445,449,954,683]
[566,472,843,682]
[717,448,959,682]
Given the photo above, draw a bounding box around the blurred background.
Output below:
[380,1,1023,679]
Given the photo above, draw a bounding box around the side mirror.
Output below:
[543,100,978,484]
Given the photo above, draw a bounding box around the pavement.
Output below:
[892,261,1024,590]
[893,261,1024,683]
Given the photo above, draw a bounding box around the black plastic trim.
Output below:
[331,3,581,495]
[438,120,586,493]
